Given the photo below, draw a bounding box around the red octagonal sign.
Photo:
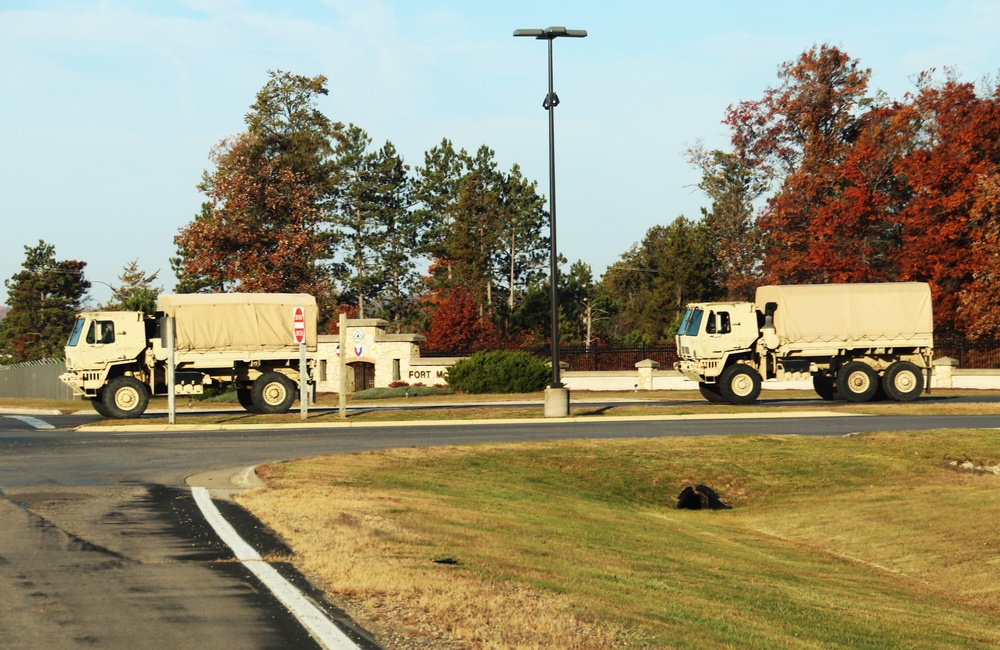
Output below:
[292,306,306,344]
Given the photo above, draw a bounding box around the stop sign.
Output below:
[292,306,306,344]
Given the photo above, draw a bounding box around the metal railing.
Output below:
[933,338,1000,370]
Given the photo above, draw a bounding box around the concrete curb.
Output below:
[186,465,267,491]
[0,407,63,416]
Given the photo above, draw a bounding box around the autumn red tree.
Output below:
[803,103,916,282]
[421,286,502,353]
[173,71,341,323]
[173,134,334,297]
[726,45,875,284]
[892,76,1000,333]
[957,172,1000,338]
[718,46,1000,335]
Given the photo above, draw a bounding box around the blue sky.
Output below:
[3,0,1000,307]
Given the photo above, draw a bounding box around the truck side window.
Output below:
[86,321,116,344]
[99,322,116,344]
[718,311,731,334]
[706,311,732,335]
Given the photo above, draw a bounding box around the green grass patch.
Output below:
[240,430,1000,649]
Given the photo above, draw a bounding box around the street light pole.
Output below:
[514,26,586,416]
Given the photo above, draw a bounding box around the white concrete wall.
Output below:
[563,368,1000,392]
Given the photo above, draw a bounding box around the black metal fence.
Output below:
[934,338,1000,369]
[550,344,680,371]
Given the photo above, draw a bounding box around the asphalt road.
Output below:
[2,401,1000,649]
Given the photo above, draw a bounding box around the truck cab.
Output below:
[61,311,150,398]
[675,301,760,381]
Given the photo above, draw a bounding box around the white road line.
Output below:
[5,415,55,430]
[191,487,360,650]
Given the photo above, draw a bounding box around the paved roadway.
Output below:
[2,398,1000,649]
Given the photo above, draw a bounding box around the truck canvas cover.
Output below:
[156,293,318,352]
[755,283,934,346]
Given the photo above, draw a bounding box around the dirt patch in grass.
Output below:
[236,429,1000,649]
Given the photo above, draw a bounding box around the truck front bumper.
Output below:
[674,359,710,383]
[59,372,88,397]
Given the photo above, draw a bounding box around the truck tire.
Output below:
[90,396,113,418]
[719,364,761,405]
[812,374,839,401]
[882,361,923,402]
[236,387,257,412]
[836,361,879,402]
[102,376,150,419]
[698,382,727,403]
[250,372,297,414]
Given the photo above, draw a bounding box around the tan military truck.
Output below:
[60,293,317,418]
[675,283,934,404]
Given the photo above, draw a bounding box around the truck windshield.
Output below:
[683,309,704,336]
[67,318,85,347]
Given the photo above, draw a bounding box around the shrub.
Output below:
[445,350,550,394]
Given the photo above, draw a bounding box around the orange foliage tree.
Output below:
[421,286,502,353]
[173,71,341,323]
[719,45,1000,335]
[893,77,1000,332]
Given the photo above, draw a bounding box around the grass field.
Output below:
[236,429,1000,649]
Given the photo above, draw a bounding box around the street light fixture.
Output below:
[514,25,586,417]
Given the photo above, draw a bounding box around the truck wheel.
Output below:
[90,396,113,418]
[882,361,923,402]
[812,374,839,401]
[236,387,257,413]
[698,382,727,403]
[102,376,149,419]
[250,372,297,414]
[719,365,761,405]
[836,362,879,402]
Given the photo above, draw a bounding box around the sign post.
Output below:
[166,316,176,425]
[338,312,347,418]
[293,306,307,421]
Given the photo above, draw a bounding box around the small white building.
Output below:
[315,318,443,393]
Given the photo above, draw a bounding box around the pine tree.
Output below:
[367,141,419,326]
[0,241,89,362]
[496,164,548,313]
[100,259,163,315]
[449,145,503,316]
[413,139,466,282]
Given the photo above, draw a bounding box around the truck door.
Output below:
[83,318,129,361]
[703,310,732,355]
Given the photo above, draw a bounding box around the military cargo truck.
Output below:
[60,293,317,419]
[675,283,934,404]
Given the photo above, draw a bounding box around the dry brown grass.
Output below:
[236,432,1000,649]
[240,479,626,649]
